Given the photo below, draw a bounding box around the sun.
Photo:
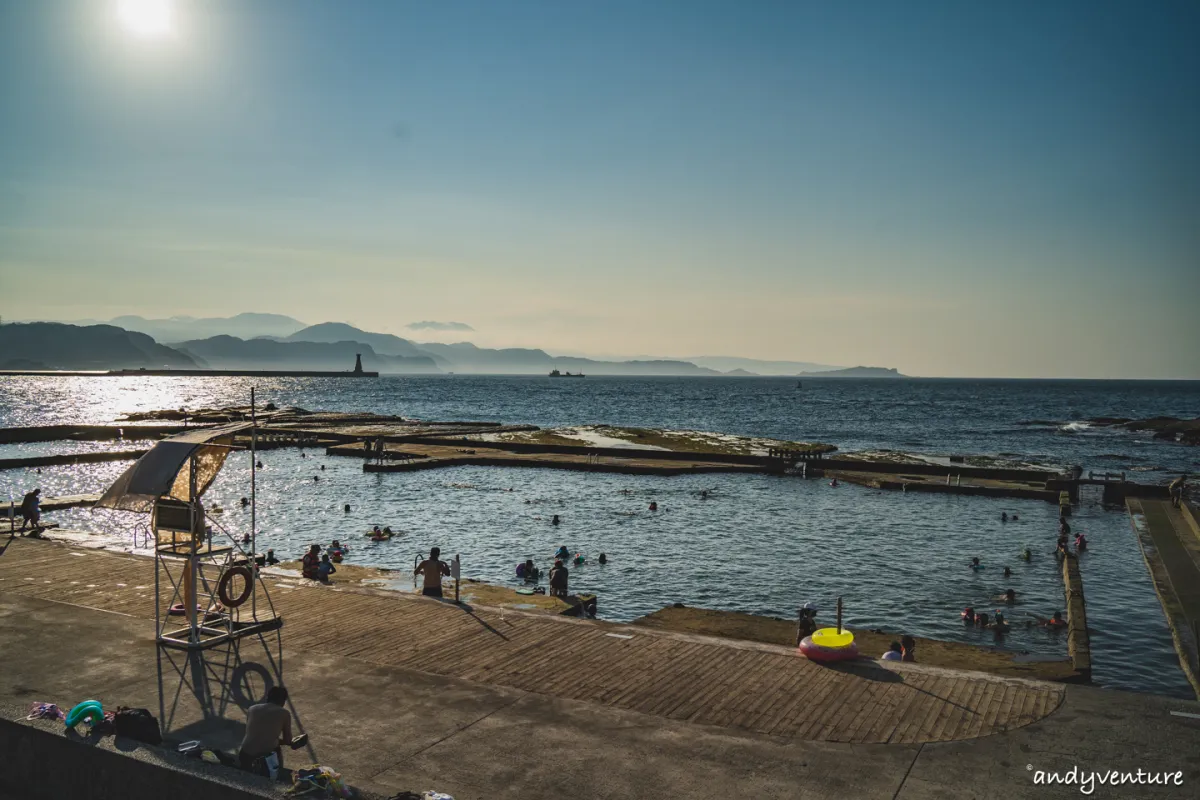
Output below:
[117,0,174,39]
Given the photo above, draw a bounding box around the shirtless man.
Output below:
[414,547,451,598]
[238,686,306,778]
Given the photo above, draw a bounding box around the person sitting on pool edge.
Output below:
[900,635,916,662]
[415,547,451,598]
[882,641,903,661]
[795,603,819,645]
[301,545,321,580]
[549,559,569,597]
[318,553,336,583]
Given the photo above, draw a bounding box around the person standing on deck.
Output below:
[18,488,41,532]
[548,559,569,597]
[1170,474,1187,508]
[415,547,451,598]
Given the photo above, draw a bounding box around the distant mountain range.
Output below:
[109,313,306,343]
[12,315,902,376]
[0,323,199,370]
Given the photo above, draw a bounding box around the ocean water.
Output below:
[1,375,1196,697]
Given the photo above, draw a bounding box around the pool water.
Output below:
[3,446,1191,698]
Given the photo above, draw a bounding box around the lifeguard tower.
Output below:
[95,414,281,650]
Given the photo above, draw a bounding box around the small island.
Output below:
[798,366,905,378]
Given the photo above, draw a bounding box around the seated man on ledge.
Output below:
[238,686,307,779]
[301,544,321,580]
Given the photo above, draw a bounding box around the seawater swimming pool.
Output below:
[2,446,1190,698]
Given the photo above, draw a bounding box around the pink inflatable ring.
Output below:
[798,628,859,662]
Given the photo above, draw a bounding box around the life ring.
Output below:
[64,700,104,729]
[798,628,859,663]
[217,565,254,608]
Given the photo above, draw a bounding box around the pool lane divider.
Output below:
[1061,552,1091,682]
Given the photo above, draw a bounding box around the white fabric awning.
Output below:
[94,422,251,513]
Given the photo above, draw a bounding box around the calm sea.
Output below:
[1,375,1197,697]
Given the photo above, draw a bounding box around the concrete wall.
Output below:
[1061,555,1091,680]
[0,713,274,800]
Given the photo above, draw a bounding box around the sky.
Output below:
[1,1,1198,379]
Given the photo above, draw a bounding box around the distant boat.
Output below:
[549,369,585,378]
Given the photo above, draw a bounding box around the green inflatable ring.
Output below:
[65,700,104,729]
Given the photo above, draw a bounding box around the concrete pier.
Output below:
[1128,498,1200,698]
[1062,554,1091,681]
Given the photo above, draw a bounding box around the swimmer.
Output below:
[301,452,307,458]
[552,514,560,526]
[240,497,250,508]
[241,533,251,545]
[1011,514,1019,521]
[265,548,280,566]
[598,553,607,565]
[961,607,975,624]
[700,490,709,500]
[373,526,382,536]
[1001,512,1008,522]
[313,475,319,482]
[1075,532,1088,552]
[829,478,839,487]
[649,501,658,512]
[975,612,990,629]
[320,464,326,471]
[1020,547,1032,561]
[344,504,351,513]
[881,641,903,661]
[1059,516,1071,536]
[970,557,984,571]
[1003,566,1012,578]
[993,611,1010,637]
[256,460,264,469]
[573,553,585,566]
[1002,588,1016,604]
[383,526,392,536]
[1034,610,1067,628]
[554,545,570,561]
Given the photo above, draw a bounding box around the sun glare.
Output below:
[117,0,174,39]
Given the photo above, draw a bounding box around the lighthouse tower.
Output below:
[353,353,364,374]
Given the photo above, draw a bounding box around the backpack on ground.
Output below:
[113,707,162,745]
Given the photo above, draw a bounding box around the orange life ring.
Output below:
[217,565,254,608]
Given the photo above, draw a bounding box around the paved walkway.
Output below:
[2,537,1200,798]
[0,538,1060,745]
[1128,499,1200,696]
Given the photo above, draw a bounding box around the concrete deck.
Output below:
[1129,498,1200,697]
[2,538,1199,798]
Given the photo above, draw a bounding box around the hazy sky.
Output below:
[2,1,1198,378]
